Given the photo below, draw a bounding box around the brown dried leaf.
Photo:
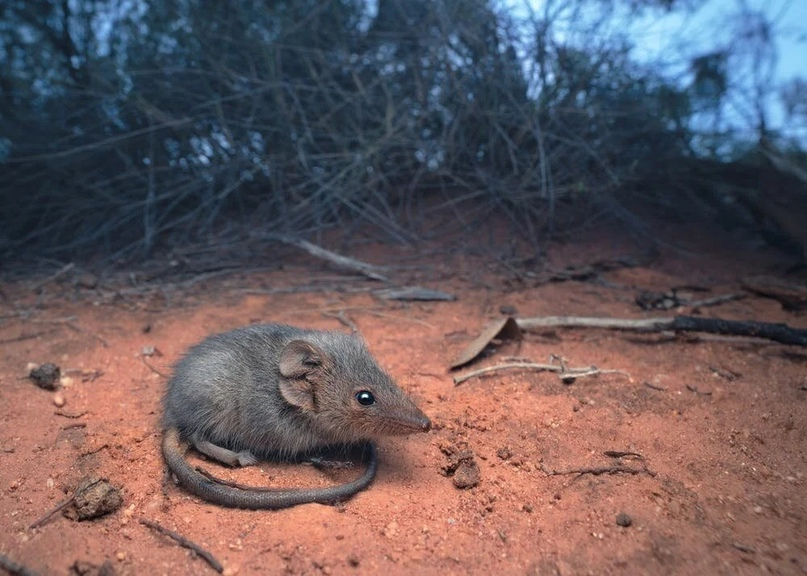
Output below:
[448,316,522,370]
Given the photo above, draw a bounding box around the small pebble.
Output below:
[496,446,512,460]
[616,512,632,527]
[383,521,399,537]
[53,393,66,407]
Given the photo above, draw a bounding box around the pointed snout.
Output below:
[386,408,431,435]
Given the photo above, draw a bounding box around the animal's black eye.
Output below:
[355,390,375,406]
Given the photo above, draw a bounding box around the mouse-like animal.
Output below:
[161,324,431,509]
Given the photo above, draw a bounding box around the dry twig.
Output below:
[0,332,50,345]
[686,384,712,396]
[141,356,169,378]
[139,518,224,573]
[688,293,745,309]
[277,237,389,282]
[61,422,87,430]
[30,263,75,293]
[30,316,109,347]
[541,464,655,477]
[54,410,88,419]
[541,451,656,478]
[29,494,76,530]
[322,309,359,332]
[516,315,807,346]
[643,381,667,391]
[453,361,628,385]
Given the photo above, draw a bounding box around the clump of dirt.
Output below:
[62,477,124,522]
[29,362,61,390]
[439,442,481,489]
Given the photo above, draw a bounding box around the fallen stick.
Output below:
[541,451,656,477]
[140,518,224,574]
[277,237,389,282]
[540,464,655,477]
[30,263,75,293]
[30,316,109,348]
[516,316,807,346]
[0,332,50,345]
[453,362,628,385]
[141,355,169,378]
[29,494,77,530]
[742,275,807,311]
[322,309,359,332]
[688,293,745,308]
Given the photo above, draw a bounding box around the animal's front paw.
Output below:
[237,451,258,466]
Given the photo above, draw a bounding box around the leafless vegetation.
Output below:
[0,0,804,267]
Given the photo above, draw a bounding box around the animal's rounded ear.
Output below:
[278,340,324,411]
[279,340,323,378]
[278,377,315,411]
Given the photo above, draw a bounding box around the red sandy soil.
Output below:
[1,223,805,576]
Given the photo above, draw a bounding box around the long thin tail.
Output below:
[161,427,377,509]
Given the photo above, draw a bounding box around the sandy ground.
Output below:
[1,225,805,576]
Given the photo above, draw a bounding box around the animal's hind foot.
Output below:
[192,436,258,468]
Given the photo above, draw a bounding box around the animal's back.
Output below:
[163,324,326,457]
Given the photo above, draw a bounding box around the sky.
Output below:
[508,0,807,144]
[631,0,806,141]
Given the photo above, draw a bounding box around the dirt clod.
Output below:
[29,363,61,390]
[63,477,123,521]
[452,460,480,489]
[440,446,481,489]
